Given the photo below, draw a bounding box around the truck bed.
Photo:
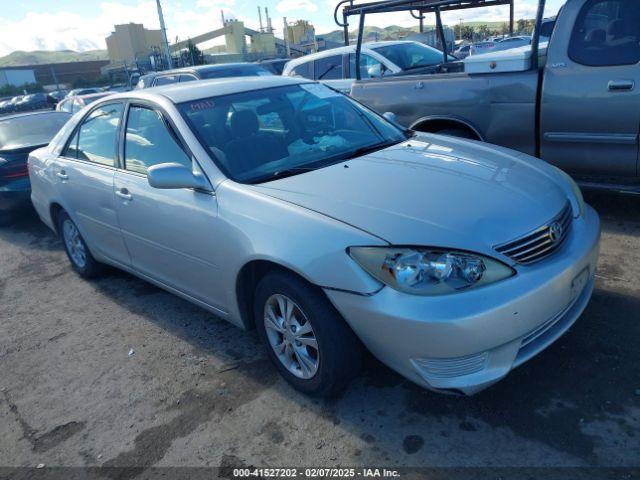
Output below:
[351,69,540,157]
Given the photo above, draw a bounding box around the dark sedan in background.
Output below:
[0,110,70,223]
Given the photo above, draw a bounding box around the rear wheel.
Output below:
[57,211,103,278]
[254,271,363,397]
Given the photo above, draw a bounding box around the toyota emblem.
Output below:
[549,222,563,243]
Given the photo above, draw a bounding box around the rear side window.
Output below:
[568,0,640,66]
[63,102,123,167]
[154,75,179,86]
[314,55,343,80]
[124,106,191,175]
[179,74,197,82]
[289,61,312,79]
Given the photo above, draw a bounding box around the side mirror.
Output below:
[367,64,383,78]
[147,162,211,191]
[383,111,398,123]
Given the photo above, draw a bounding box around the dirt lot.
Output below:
[0,192,639,475]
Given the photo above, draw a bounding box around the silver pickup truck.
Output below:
[349,0,640,191]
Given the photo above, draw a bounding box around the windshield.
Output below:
[179,83,407,184]
[372,42,453,70]
[0,112,70,151]
[199,65,273,79]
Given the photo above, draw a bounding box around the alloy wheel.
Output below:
[263,293,319,379]
[62,219,87,269]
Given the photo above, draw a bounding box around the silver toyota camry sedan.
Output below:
[28,76,600,396]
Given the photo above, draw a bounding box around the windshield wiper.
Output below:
[342,139,402,160]
[249,166,318,183]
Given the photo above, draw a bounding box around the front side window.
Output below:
[372,42,452,70]
[314,55,343,80]
[63,102,123,166]
[179,74,197,82]
[569,0,640,66]
[348,54,385,78]
[179,83,407,184]
[124,106,191,175]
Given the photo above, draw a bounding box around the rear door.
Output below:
[53,101,130,265]
[113,102,225,311]
[540,0,640,177]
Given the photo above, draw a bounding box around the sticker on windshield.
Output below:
[300,83,341,99]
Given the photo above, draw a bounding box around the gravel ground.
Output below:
[0,192,639,475]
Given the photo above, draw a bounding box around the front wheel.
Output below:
[58,211,103,278]
[254,271,363,397]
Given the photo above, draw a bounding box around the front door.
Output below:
[53,101,130,265]
[113,104,226,311]
[540,0,640,177]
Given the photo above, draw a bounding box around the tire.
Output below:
[57,210,103,278]
[436,128,478,139]
[254,271,363,397]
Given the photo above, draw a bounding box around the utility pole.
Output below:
[156,0,173,69]
[283,17,291,57]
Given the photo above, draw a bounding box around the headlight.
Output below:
[554,167,585,218]
[349,247,515,296]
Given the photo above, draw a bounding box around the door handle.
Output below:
[608,80,634,91]
[56,171,68,180]
[115,188,132,201]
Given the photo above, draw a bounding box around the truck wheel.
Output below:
[254,271,363,397]
[57,211,103,278]
[436,128,478,140]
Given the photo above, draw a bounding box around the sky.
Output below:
[0,0,566,56]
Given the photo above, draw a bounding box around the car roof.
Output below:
[105,76,312,104]
[156,63,264,76]
[285,40,416,67]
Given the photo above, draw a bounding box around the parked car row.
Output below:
[0,93,58,115]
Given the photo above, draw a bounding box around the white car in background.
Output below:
[283,41,455,93]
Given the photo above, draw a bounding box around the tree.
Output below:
[477,24,491,40]
[182,40,204,66]
[453,24,474,41]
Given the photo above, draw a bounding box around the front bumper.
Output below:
[325,205,601,395]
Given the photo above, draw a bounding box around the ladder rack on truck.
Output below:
[334,0,547,79]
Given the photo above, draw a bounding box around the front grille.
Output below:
[495,202,573,265]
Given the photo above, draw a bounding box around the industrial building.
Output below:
[0,69,36,88]
[105,23,163,67]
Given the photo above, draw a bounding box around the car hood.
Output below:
[248,135,569,257]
